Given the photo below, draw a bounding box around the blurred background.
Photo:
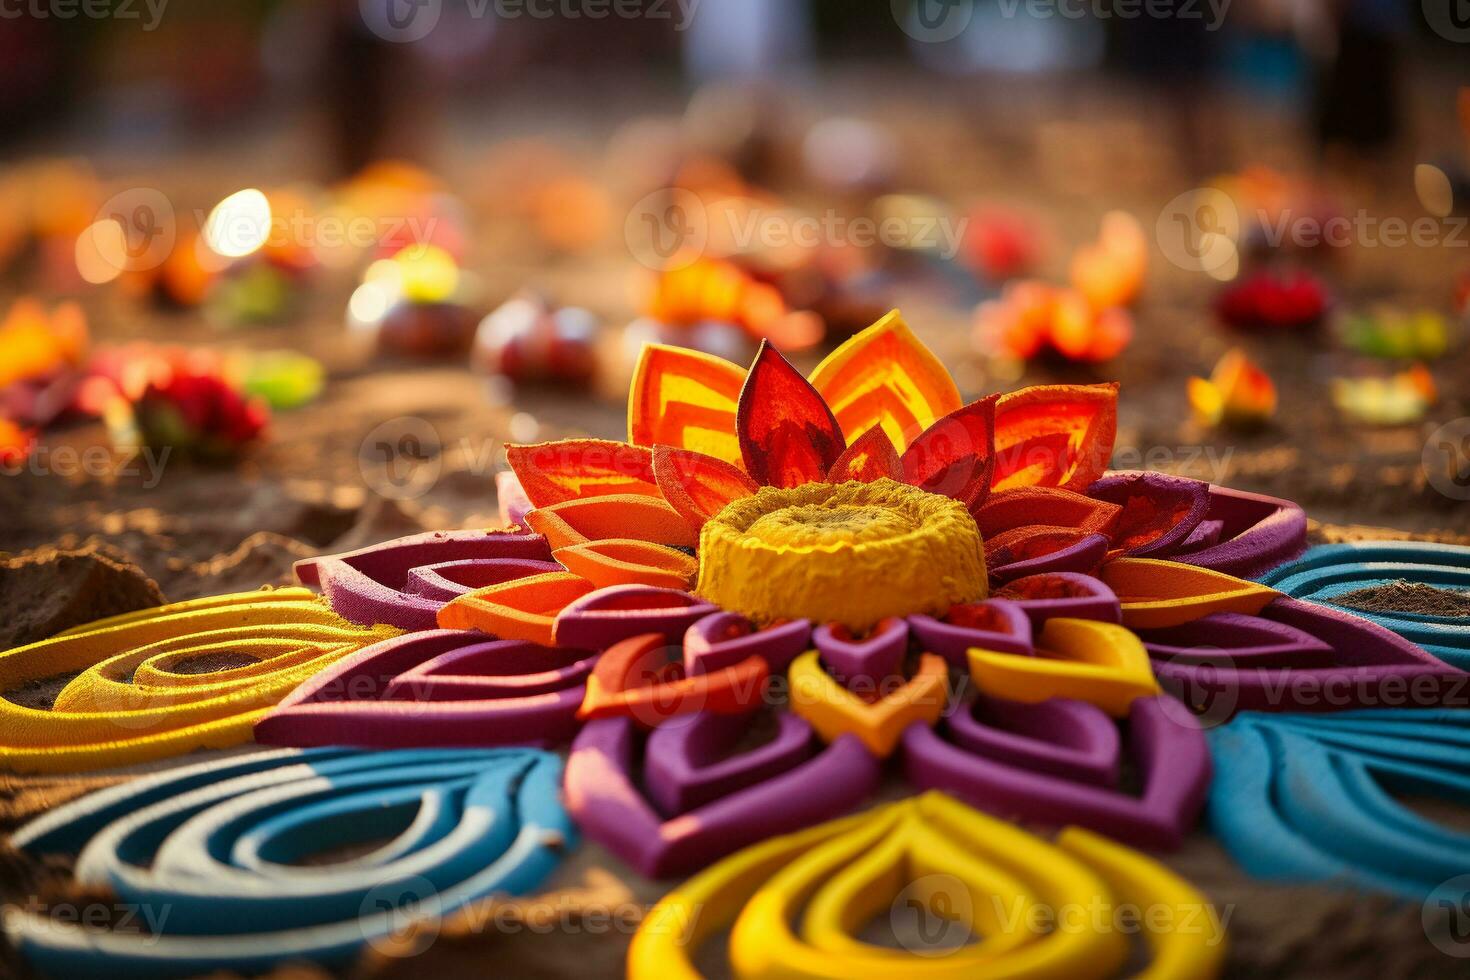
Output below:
[1,0,1467,599]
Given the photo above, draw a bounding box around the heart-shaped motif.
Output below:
[1099,558,1279,629]
[683,612,811,676]
[643,710,816,814]
[967,617,1160,717]
[904,695,1210,848]
[812,616,909,686]
[7,747,573,978]
[945,693,1120,785]
[630,791,1226,979]
[1138,597,1468,718]
[577,633,769,726]
[1208,709,1470,898]
[908,598,1033,667]
[295,529,552,630]
[564,716,879,877]
[788,650,950,757]
[553,585,718,649]
[1260,541,1470,668]
[255,629,592,748]
[992,571,1122,627]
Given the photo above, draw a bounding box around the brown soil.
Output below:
[1334,580,1470,617]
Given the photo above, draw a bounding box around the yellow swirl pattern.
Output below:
[629,791,1225,980]
[0,588,398,773]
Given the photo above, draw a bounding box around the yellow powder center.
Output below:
[695,478,988,631]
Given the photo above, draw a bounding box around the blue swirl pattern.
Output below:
[4,747,574,978]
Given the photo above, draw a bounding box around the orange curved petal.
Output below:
[737,342,845,488]
[436,571,595,646]
[553,539,698,591]
[1099,558,1279,629]
[653,445,759,531]
[524,494,698,550]
[991,382,1118,491]
[808,310,962,453]
[826,425,902,483]
[627,343,747,465]
[974,487,1121,537]
[505,439,659,509]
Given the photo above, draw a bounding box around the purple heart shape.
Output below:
[683,613,812,676]
[1169,485,1307,579]
[643,711,816,815]
[992,572,1123,628]
[1141,611,1336,668]
[908,599,1033,668]
[551,585,717,649]
[945,694,1120,786]
[388,641,597,699]
[295,529,552,630]
[903,694,1211,849]
[253,629,586,749]
[813,617,909,686]
[564,717,881,877]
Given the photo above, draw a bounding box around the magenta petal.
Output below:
[254,630,585,748]
[552,585,717,649]
[993,572,1123,629]
[295,529,553,630]
[684,612,812,677]
[406,558,563,602]
[908,600,1032,668]
[1170,485,1307,579]
[1087,471,1210,557]
[812,617,909,686]
[564,717,881,877]
[989,533,1110,584]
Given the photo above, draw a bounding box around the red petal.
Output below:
[974,487,1121,538]
[991,382,1118,491]
[900,395,997,509]
[653,444,760,530]
[505,439,660,508]
[826,425,902,483]
[737,341,845,488]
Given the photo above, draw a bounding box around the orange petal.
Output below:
[437,571,595,646]
[900,395,997,509]
[553,539,698,591]
[991,382,1118,491]
[974,487,1121,537]
[1099,557,1280,629]
[653,445,759,531]
[627,343,747,466]
[505,439,659,509]
[737,341,845,488]
[808,310,962,453]
[525,494,698,550]
[826,425,902,483]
